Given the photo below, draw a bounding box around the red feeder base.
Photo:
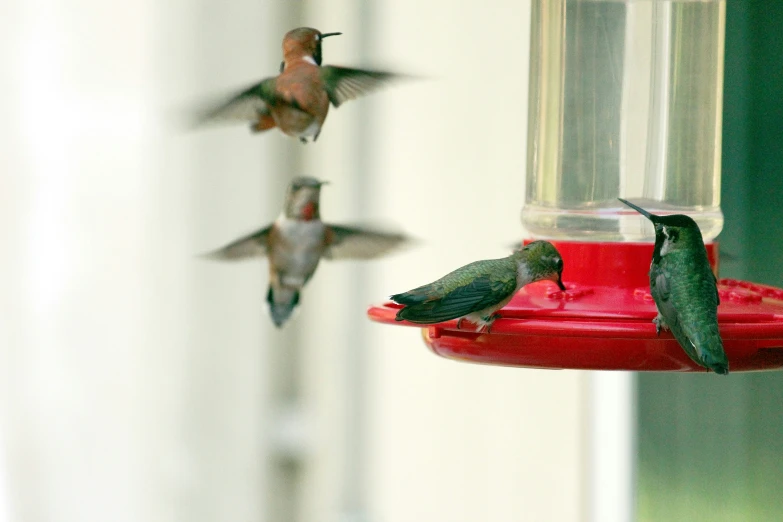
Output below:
[367,241,783,372]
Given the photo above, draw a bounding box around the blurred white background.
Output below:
[0,1,628,521]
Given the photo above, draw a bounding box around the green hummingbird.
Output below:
[619,198,729,374]
[391,240,566,332]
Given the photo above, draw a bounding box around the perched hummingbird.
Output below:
[205,177,409,327]
[391,241,566,333]
[619,198,729,374]
[197,27,401,143]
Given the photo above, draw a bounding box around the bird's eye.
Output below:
[555,258,563,270]
[664,227,679,242]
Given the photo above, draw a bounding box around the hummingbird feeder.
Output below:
[368,0,783,372]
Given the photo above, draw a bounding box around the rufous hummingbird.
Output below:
[197,27,402,143]
[204,177,410,327]
[619,198,729,374]
[391,241,566,333]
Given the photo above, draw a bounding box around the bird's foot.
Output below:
[299,137,308,144]
[456,317,464,330]
[478,313,501,334]
[653,314,669,336]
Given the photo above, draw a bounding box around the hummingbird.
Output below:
[391,241,566,333]
[619,198,729,374]
[197,27,401,143]
[204,177,410,327]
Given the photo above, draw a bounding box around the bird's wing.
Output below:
[393,274,517,324]
[320,66,400,108]
[195,78,279,124]
[650,264,671,300]
[324,224,409,260]
[200,225,272,260]
[650,263,678,325]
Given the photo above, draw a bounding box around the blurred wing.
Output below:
[201,225,272,260]
[394,275,516,324]
[324,225,409,260]
[195,78,278,124]
[320,66,400,108]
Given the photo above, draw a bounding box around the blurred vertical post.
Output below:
[588,373,636,522]
[296,1,373,521]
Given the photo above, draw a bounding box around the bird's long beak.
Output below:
[618,198,658,223]
[556,275,566,292]
[321,32,342,39]
[317,180,330,187]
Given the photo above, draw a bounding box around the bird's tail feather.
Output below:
[390,286,435,305]
[701,345,729,375]
[267,285,300,328]
[681,325,729,375]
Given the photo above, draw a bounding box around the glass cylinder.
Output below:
[522,0,726,241]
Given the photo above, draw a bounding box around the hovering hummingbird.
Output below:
[205,177,410,327]
[197,27,401,143]
[619,198,729,374]
[391,241,566,333]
